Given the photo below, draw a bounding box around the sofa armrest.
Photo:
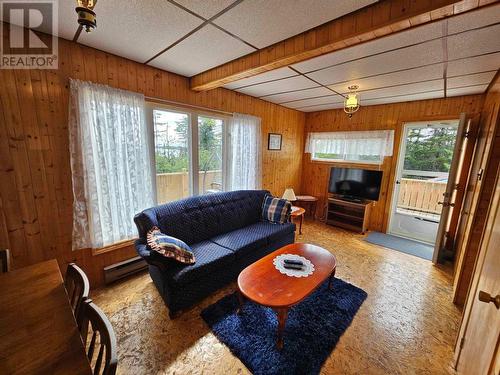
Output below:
[135,239,169,271]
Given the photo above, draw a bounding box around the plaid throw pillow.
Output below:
[261,195,292,224]
[147,227,195,264]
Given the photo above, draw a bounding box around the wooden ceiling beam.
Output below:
[190,0,498,91]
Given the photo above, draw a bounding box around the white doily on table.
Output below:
[273,254,315,278]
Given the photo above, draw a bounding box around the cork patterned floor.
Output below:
[93,221,461,374]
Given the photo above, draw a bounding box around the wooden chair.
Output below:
[78,298,118,375]
[65,263,90,321]
[0,249,10,273]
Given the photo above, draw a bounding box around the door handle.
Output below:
[438,201,455,207]
[478,290,500,309]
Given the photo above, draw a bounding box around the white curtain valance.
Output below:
[68,79,154,250]
[224,113,262,191]
[305,130,394,158]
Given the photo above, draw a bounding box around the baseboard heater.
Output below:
[104,256,148,284]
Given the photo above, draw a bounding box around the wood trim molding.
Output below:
[91,239,135,256]
[190,0,498,92]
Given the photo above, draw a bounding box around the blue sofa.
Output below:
[134,190,295,317]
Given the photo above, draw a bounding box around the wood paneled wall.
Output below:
[301,95,485,232]
[0,35,305,286]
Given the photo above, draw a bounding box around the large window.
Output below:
[305,130,394,164]
[148,105,228,204]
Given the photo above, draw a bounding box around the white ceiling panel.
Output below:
[447,52,500,76]
[447,84,489,97]
[447,24,500,60]
[293,21,444,73]
[1,0,78,39]
[447,4,500,34]
[78,0,203,63]
[299,103,345,112]
[355,80,444,100]
[175,0,236,19]
[360,90,444,106]
[283,95,344,109]
[213,0,377,49]
[263,87,333,104]
[447,71,496,89]
[148,25,254,77]
[223,67,297,90]
[328,64,445,93]
[307,39,444,86]
[236,75,318,97]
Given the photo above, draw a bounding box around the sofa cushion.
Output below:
[168,240,235,286]
[211,222,295,259]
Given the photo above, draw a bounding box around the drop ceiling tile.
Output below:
[307,39,444,86]
[293,21,444,73]
[447,84,488,97]
[284,95,344,109]
[360,90,444,106]
[236,75,318,97]
[328,64,445,93]
[2,0,78,39]
[263,87,333,104]
[78,0,203,63]
[174,0,235,19]
[447,53,500,76]
[213,0,377,49]
[356,80,444,101]
[223,67,297,90]
[447,71,496,89]
[298,103,345,112]
[149,24,254,77]
[447,4,500,34]
[447,24,500,60]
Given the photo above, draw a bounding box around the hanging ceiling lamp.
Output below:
[344,85,360,118]
[75,0,98,32]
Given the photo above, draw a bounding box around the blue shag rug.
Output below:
[201,278,367,375]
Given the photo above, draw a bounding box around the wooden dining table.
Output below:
[0,259,92,375]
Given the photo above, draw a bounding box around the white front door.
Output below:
[388,119,460,246]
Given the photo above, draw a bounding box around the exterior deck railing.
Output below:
[397,178,447,215]
[156,170,222,204]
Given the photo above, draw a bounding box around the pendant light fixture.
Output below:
[75,0,98,32]
[344,85,360,118]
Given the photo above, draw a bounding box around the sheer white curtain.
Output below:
[224,113,262,190]
[68,79,154,250]
[305,130,394,162]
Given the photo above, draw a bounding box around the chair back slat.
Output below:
[64,263,90,323]
[79,298,117,375]
[94,344,105,375]
[0,249,10,273]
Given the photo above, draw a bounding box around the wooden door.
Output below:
[454,167,500,374]
[433,113,469,263]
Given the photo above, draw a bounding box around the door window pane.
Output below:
[198,116,223,194]
[153,110,191,203]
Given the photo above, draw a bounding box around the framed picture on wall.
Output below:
[268,133,282,150]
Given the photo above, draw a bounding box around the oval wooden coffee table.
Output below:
[237,243,337,349]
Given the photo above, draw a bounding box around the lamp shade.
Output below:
[282,188,297,201]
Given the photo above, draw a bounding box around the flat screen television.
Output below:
[328,167,383,201]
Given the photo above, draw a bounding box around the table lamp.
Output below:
[282,188,297,202]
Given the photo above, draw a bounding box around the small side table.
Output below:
[290,206,306,234]
[295,195,318,219]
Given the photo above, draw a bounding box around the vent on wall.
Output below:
[103,256,148,284]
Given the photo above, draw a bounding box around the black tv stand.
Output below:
[338,196,364,203]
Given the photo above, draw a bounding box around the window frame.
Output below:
[145,102,230,204]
